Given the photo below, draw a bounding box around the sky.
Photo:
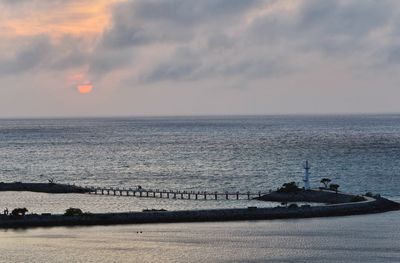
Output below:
[1,0,400,117]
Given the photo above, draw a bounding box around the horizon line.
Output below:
[1,112,400,120]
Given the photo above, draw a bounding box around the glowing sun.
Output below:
[77,84,93,94]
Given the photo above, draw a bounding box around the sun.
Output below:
[77,84,93,94]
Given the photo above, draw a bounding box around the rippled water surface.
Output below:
[1,212,399,263]
[1,115,400,197]
[0,115,399,262]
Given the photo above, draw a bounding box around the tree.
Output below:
[320,178,331,188]
[329,184,340,193]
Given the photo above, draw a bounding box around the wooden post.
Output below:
[215,192,218,200]
[204,192,207,200]
[173,192,176,199]
[258,191,261,197]
[247,191,250,200]
[146,191,149,197]
[226,192,229,200]
[236,192,239,200]
[195,193,198,200]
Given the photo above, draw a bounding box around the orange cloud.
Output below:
[1,0,122,38]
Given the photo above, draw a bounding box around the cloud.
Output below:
[0,35,51,75]
[90,0,399,85]
[2,0,400,91]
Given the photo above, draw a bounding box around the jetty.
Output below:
[0,182,89,194]
[0,181,268,201]
[86,186,267,200]
[0,196,398,229]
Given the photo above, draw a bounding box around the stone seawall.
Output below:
[0,197,398,229]
[0,183,89,193]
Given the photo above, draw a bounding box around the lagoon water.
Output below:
[0,115,399,262]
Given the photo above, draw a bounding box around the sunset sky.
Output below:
[1,0,400,117]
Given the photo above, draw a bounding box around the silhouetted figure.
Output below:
[4,208,8,215]
[137,185,142,190]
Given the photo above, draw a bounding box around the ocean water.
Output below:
[1,213,399,263]
[1,115,400,196]
[0,115,399,262]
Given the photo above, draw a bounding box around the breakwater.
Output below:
[0,182,89,193]
[0,197,398,229]
[0,182,268,201]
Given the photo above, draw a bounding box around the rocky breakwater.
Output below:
[255,189,359,204]
[0,182,90,194]
[0,196,398,229]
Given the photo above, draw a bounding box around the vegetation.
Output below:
[288,203,299,208]
[277,182,301,193]
[64,207,83,216]
[365,192,381,199]
[329,183,340,193]
[351,195,367,202]
[11,208,28,216]
[365,192,374,197]
[320,178,331,188]
[48,178,55,185]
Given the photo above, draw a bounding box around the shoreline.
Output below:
[1,196,398,229]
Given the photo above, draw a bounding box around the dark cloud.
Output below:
[0,36,51,75]
[101,0,263,49]
[132,0,262,25]
[48,36,89,70]
[3,0,400,85]
[0,35,91,75]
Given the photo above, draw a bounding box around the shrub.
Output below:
[351,195,366,202]
[365,192,374,197]
[329,184,340,193]
[11,208,28,216]
[64,208,83,216]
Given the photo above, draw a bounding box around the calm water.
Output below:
[0,115,399,262]
[0,212,399,263]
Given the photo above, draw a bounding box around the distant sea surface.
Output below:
[0,115,399,262]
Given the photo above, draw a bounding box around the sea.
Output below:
[0,115,399,262]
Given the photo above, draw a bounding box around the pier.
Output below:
[84,186,267,201]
